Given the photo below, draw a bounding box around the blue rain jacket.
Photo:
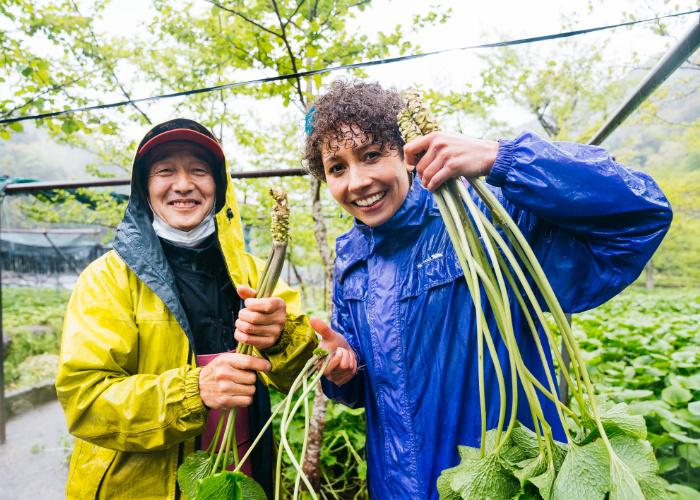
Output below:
[322,132,672,499]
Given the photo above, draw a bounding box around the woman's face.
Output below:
[147,143,216,231]
[322,125,412,227]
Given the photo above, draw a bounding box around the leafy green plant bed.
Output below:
[3,287,70,389]
[574,287,700,494]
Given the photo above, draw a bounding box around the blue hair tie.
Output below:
[304,105,316,135]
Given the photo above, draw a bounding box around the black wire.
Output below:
[1,8,697,125]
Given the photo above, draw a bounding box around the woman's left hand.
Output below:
[234,285,286,350]
[404,132,499,192]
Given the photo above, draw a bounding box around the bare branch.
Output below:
[69,0,152,124]
[203,0,282,38]
[271,0,306,108]
[283,0,306,29]
[2,72,93,119]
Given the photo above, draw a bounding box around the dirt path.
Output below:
[0,400,69,499]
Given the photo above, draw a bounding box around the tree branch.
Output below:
[2,72,92,119]
[283,0,306,29]
[271,0,306,108]
[69,0,152,124]
[203,0,282,38]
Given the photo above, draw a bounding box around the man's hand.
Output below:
[234,285,286,350]
[198,352,271,409]
[311,317,358,386]
[404,132,499,192]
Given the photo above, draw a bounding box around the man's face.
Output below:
[322,125,411,227]
[147,143,216,231]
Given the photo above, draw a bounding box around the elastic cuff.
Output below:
[183,367,205,415]
[262,321,293,356]
[485,138,515,187]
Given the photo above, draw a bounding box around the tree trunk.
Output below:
[310,177,334,312]
[645,260,654,290]
[301,176,335,491]
[302,383,328,491]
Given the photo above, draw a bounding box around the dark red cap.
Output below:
[135,126,224,163]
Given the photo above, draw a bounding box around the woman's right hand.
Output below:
[310,317,358,386]
[198,353,271,409]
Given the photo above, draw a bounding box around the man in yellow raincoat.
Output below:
[56,119,317,499]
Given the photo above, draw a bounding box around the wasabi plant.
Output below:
[398,91,670,500]
[177,189,331,499]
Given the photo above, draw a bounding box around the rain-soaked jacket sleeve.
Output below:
[485,131,673,313]
[246,254,318,393]
[321,277,366,408]
[56,260,206,452]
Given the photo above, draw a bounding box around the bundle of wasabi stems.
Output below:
[398,91,670,500]
[177,188,331,500]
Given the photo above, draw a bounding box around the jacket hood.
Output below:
[113,119,250,348]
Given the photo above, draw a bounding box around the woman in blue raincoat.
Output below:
[311,80,673,499]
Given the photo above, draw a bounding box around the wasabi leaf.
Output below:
[578,402,647,444]
[662,386,693,406]
[609,435,666,500]
[609,454,644,500]
[196,472,236,499]
[177,450,213,499]
[235,473,267,500]
[552,440,609,500]
[667,483,700,500]
[441,453,520,499]
[528,459,556,500]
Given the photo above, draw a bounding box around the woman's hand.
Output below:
[311,317,358,386]
[198,352,271,409]
[234,285,286,350]
[403,132,499,192]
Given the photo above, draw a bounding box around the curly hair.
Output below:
[304,80,405,181]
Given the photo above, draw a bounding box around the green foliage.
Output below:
[644,169,700,287]
[195,470,266,500]
[270,389,368,499]
[2,287,69,388]
[177,451,215,499]
[574,287,700,492]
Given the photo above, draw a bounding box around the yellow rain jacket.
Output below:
[56,145,317,499]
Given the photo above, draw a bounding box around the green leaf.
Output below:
[552,440,609,500]
[609,454,644,500]
[195,471,265,500]
[438,452,520,500]
[61,119,80,134]
[609,435,666,500]
[667,483,700,500]
[177,451,213,499]
[528,461,556,500]
[669,432,700,444]
[688,401,700,416]
[579,402,648,443]
[662,386,693,406]
[677,444,700,468]
[234,473,267,500]
[657,456,681,474]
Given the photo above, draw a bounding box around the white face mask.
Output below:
[151,208,216,248]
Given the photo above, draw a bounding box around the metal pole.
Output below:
[589,14,700,146]
[559,15,700,405]
[3,168,308,194]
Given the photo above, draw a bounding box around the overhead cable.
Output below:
[0,8,697,125]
